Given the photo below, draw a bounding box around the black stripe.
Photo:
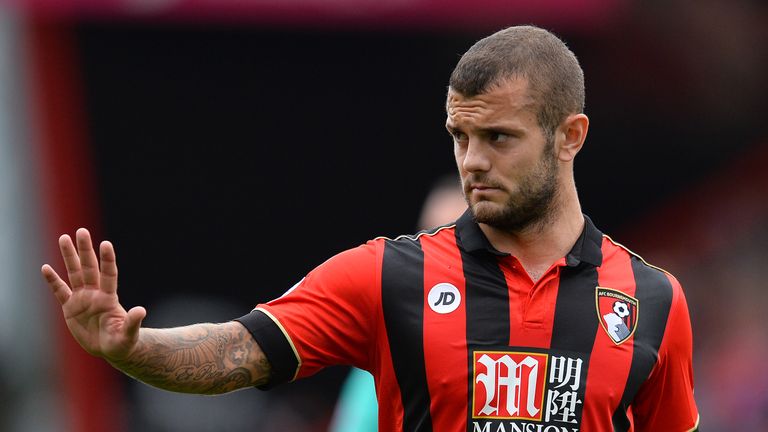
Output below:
[234,310,298,390]
[550,264,601,353]
[381,237,433,431]
[549,262,600,427]
[612,257,674,431]
[459,232,510,430]
[461,251,510,346]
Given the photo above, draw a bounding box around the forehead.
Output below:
[446,78,536,128]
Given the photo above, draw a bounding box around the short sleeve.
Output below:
[235,241,381,389]
[631,274,700,431]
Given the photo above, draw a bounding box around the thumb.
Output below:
[124,306,147,340]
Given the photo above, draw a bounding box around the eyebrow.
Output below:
[482,125,523,134]
[446,122,523,136]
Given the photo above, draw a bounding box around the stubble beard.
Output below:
[465,144,559,234]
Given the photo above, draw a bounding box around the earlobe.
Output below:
[557,114,589,162]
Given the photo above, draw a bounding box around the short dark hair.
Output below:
[449,25,585,139]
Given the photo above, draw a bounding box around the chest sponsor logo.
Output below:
[428,282,462,314]
[595,287,638,345]
[471,349,587,432]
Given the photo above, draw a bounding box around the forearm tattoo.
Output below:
[111,322,271,394]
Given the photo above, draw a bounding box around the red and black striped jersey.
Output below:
[237,211,699,431]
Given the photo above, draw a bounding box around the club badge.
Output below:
[595,287,638,345]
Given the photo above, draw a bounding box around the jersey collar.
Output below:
[455,209,508,257]
[455,210,603,267]
[565,215,603,268]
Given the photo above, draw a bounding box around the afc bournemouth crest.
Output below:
[596,287,638,345]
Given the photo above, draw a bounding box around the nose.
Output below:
[461,139,491,173]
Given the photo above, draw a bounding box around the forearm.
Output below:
[109,321,271,395]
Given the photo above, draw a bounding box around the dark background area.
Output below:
[78,23,760,310]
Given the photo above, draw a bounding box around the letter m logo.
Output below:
[472,351,548,420]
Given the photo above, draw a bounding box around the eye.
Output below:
[450,130,468,143]
[489,132,510,143]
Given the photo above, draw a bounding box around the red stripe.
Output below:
[581,237,636,430]
[421,230,468,430]
[25,19,125,432]
[502,256,562,349]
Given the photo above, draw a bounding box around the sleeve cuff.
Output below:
[234,308,300,390]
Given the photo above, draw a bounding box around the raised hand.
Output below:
[41,228,146,361]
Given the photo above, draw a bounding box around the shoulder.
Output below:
[600,235,694,361]
[601,234,682,299]
[598,234,691,342]
[308,241,381,283]
[309,224,459,284]
[370,224,459,263]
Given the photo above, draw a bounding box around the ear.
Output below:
[556,113,589,162]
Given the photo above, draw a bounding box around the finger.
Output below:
[124,306,146,340]
[59,234,84,290]
[41,264,73,305]
[76,228,100,288]
[99,241,118,294]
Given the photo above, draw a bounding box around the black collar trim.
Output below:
[455,209,603,267]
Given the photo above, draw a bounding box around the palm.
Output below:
[64,286,129,358]
[42,229,145,361]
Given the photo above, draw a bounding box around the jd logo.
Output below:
[428,283,461,314]
[435,291,455,306]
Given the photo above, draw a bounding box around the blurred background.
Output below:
[1,0,766,430]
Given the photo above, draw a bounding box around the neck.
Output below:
[479,184,584,279]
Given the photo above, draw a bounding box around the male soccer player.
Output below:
[42,25,699,431]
